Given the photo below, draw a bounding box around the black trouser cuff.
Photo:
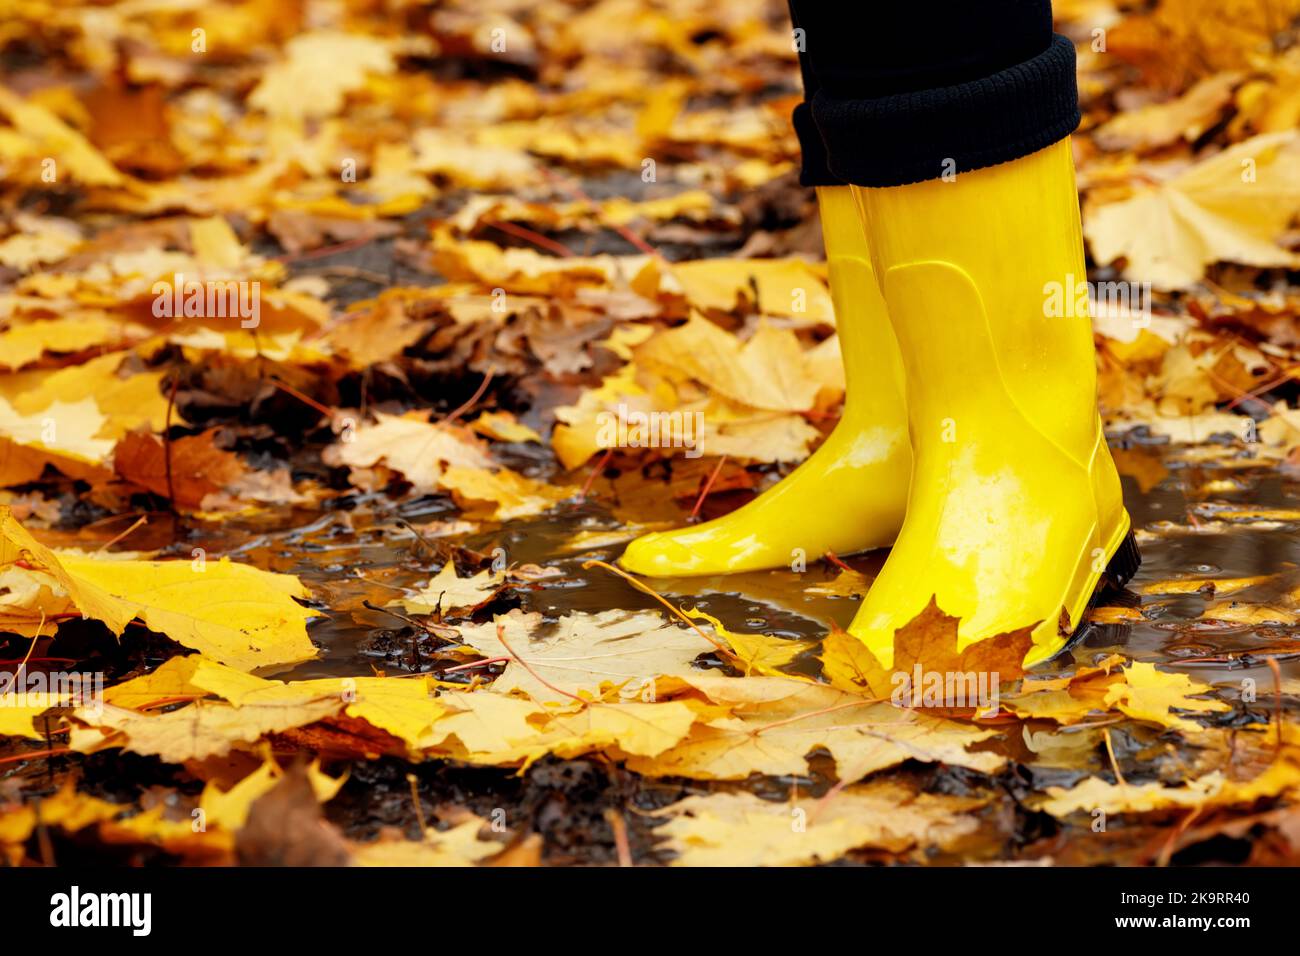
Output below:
[811,34,1081,188]
[792,102,843,188]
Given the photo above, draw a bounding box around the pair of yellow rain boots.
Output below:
[621,138,1139,668]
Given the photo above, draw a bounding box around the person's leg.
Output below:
[619,5,909,577]
[800,0,1138,665]
[796,0,1079,187]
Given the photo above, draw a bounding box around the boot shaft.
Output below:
[815,186,906,429]
[852,139,1101,463]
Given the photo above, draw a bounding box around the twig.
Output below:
[487,221,575,258]
[268,377,333,418]
[493,622,588,707]
[300,265,389,285]
[1207,367,1300,441]
[163,372,180,513]
[16,612,44,683]
[541,168,658,257]
[361,600,459,641]
[395,517,444,559]
[1266,655,1284,754]
[581,560,730,655]
[824,551,855,574]
[0,748,68,767]
[438,656,510,674]
[689,455,727,521]
[34,797,55,866]
[273,233,376,264]
[1156,805,1203,867]
[577,448,613,502]
[406,773,428,838]
[96,515,147,553]
[1103,726,1127,787]
[604,808,633,867]
[441,367,496,425]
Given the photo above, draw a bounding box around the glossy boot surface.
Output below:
[620,186,910,576]
[847,139,1136,667]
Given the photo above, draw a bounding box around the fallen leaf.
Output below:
[1086,131,1300,288]
[453,608,716,704]
[438,465,575,521]
[113,428,248,510]
[352,818,506,866]
[0,506,318,670]
[249,32,396,121]
[655,780,982,866]
[628,673,1004,782]
[1102,661,1232,732]
[397,563,507,615]
[324,412,494,492]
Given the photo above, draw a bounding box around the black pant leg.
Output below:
[788,1,841,187]
[788,0,1079,187]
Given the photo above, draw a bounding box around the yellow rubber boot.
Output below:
[848,139,1138,668]
[620,186,910,576]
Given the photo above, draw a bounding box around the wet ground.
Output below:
[164,434,1300,693]
[72,428,1290,864]
[10,422,1297,865]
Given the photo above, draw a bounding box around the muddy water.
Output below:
[1104,453,1300,697]
[187,441,1300,697]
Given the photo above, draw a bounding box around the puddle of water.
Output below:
[181,440,1300,694]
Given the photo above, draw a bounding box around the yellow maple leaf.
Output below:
[249,32,395,122]
[470,410,543,444]
[685,607,813,677]
[432,227,653,296]
[188,660,444,748]
[0,351,170,439]
[420,689,551,755]
[550,359,820,470]
[0,215,82,273]
[397,563,506,615]
[438,464,575,521]
[200,756,345,832]
[101,655,204,709]
[69,697,339,764]
[542,700,698,760]
[411,129,542,190]
[0,87,124,186]
[454,608,716,704]
[0,687,70,739]
[1086,131,1300,288]
[628,673,1003,782]
[1093,72,1242,153]
[667,258,833,322]
[351,818,505,867]
[635,315,832,413]
[655,781,982,866]
[0,395,116,487]
[0,315,145,372]
[0,506,317,670]
[1040,752,1300,819]
[0,782,124,850]
[1102,661,1231,732]
[324,412,494,492]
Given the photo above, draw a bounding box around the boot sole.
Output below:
[1061,528,1142,653]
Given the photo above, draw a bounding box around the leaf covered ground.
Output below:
[3,0,1300,866]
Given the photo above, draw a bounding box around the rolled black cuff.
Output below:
[792,102,842,187]
[811,34,1081,188]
